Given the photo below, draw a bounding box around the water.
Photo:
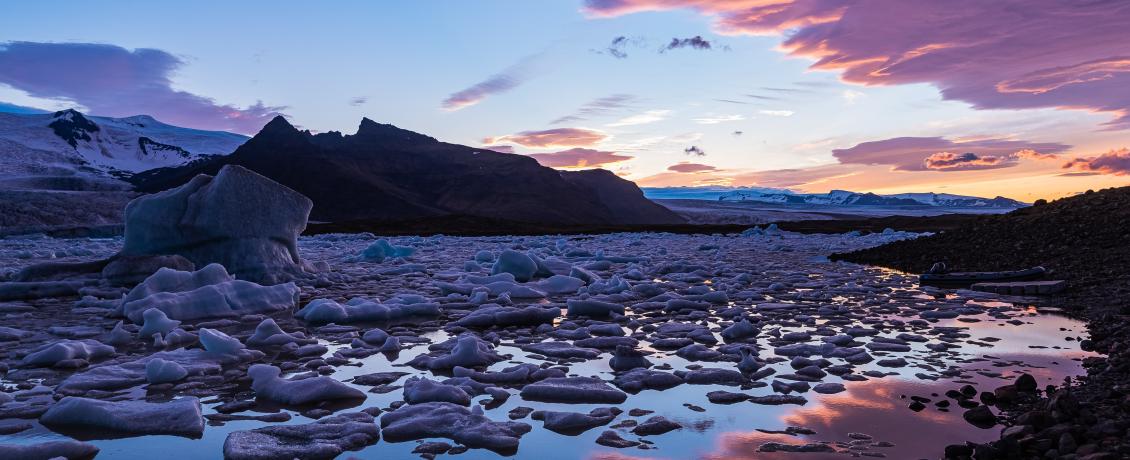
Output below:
[0,232,1095,459]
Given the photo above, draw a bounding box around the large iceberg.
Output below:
[118,165,313,284]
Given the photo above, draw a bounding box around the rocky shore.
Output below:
[835,186,1130,460]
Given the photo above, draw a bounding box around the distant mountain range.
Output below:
[0,109,247,184]
[644,186,1026,208]
[130,116,684,226]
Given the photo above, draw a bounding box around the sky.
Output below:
[1,0,1129,201]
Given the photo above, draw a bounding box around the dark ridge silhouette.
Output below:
[130,116,684,226]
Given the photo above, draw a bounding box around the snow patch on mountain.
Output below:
[644,187,1025,209]
[0,109,248,180]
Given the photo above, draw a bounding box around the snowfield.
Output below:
[0,229,1092,459]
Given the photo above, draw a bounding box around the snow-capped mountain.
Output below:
[644,186,1026,208]
[0,109,248,179]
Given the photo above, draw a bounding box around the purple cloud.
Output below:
[584,0,1130,129]
[1062,148,1130,176]
[833,136,1068,172]
[661,35,713,52]
[0,41,284,133]
[526,148,633,168]
[684,145,706,156]
[483,128,608,148]
[441,54,539,111]
[667,162,716,172]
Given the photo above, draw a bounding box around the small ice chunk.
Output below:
[199,328,246,355]
[223,412,379,460]
[491,250,537,282]
[246,318,310,347]
[520,377,627,404]
[20,339,115,368]
[380,402,531,454]
[40,396,204,437]
[248,364,364,405]
[138,308,181,338]
[566,299,624,317]
[117,264,299,322]
[145,358,188,384]
[403,377,472,406]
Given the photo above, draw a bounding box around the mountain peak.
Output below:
[260,115,298,134]
[353,117,437,145]
[48,109,99,148]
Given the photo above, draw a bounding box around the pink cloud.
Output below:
[0,41,284,134]
[667,162,717,172]
[833,136,1068,172]
[584,0,1130,129]
[526,148,633,168]
[483,128,608,148]
[1062,148,1130,176]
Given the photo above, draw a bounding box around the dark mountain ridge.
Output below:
[131,116,684,226]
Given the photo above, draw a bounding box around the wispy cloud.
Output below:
[694,114,744,124]
[349,96,368,106]
[0,41,285,133]
[551,94,637,124]
[441,53,541,111]
[483,127,608,148]
[607,109,671,127]
[759,109,794,117]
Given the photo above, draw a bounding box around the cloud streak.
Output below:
[441,54,540,111]
[483,127,608,148]
[583,0,1130,129]
[0,41,284,133]
[833,136,1068,172]
[551,94,637,124]
[527,148,633,168]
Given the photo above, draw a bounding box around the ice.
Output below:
[358,238,415,262]
[117,263,300,322]
[533,274,586,294]
[19,339,115,368]
[0,440,100,460]
[0,280,83,301]
[40,396,204,437]
[403,377,472,405]
[145,357,188,383]
[566,299,625,317]
[408,334,506,370]
[102,321,134,346]
[520,377,627,404]
[609,345,652,371]
[247,364,364,405]
[223,412,379,460]
[612,369,684,393]
[199,328,247,355]
[380,402,532,454]
[520,341,600,359]
[118,165,313,283]
[56,348,249,394]
[246,318,312,347]
[532,407,621,435]
[138,307,181,338]
[450,304,560,328]
[490,250,537,282]
[0,326,33,342]
[632,416,682,436]
[100,254,196,286]
[295,297,439,324]
[721,318,758,341]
